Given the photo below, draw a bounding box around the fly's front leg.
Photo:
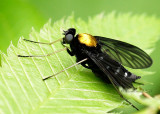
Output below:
[61,40,74,56]
[66,48,74,56]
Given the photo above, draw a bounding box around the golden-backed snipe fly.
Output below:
[18,28,152,111]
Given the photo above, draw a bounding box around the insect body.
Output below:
[62,28,152,110]
[62,28,152,89]
[18,28,152,110]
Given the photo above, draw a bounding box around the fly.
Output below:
[18,28,153,111]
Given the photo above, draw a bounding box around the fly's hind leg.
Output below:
[43,58,88,80]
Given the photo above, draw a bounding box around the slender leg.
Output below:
[66,48,74,56]
[61,40,75,56]
[23,38,63,45]
[109,76,139,110]
[43,58,88,80]
[18,47,67,57]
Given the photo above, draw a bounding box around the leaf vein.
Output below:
[0,91,14,114]
[0,63,23,113]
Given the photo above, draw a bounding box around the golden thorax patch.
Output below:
[78,33,97,47]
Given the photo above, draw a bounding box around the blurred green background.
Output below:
[0,0,160,112]
[1,0,160,53]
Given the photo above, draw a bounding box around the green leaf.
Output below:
[122,91,160,114]
[0,13,160,113]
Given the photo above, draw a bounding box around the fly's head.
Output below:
[62,28,76,44]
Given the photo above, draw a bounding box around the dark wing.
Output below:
[85,51,139,110]
[95,36,152,69]
[84,51,139,110]
[85,51,134,89]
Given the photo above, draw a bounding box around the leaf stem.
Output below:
[142,92,153,99]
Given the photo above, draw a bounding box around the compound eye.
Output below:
[65,34,73,43]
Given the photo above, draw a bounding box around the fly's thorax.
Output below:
[78,33,97,47]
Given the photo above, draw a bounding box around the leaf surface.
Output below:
[0,13,160,113]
